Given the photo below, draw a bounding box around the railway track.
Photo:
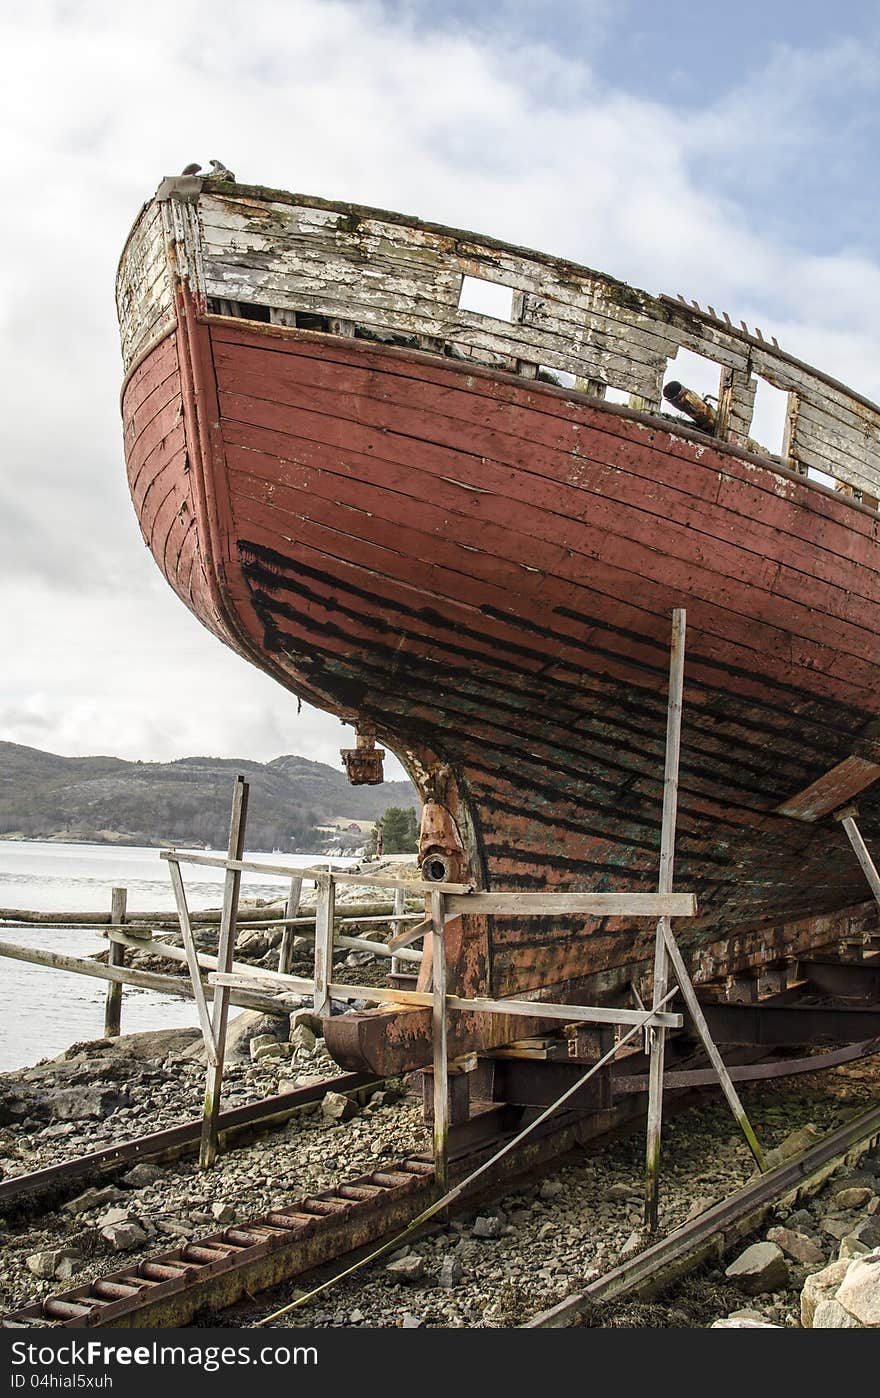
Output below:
[0,1072,379,1219]
[528,1098,880,1328]
[5,1043,879,1330]
[5,955,880,1330]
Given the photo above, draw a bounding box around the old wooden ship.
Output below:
[116,170,880,1072]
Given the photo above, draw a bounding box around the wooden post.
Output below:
[103,887,127,1038]
[837,807,880,911]
[659,920,766,1171]
[390,884,406,977]
[278,876,303,975]
[312,872,335,1017]
[168,857,217,1063]
[431,889,449,1192]
[200,776,249,1169]
[645,609,686,1231]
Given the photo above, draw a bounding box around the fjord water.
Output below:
[0,840,337,1071]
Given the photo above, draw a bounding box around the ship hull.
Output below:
[122,298,880,1006]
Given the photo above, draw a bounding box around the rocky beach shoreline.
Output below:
[1,861,879,1328]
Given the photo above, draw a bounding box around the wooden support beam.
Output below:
[444,892,697,918]
[277,876,302,976]
[209,971,682,1028]
[837,808,880,913]
[390,884,406,977]
[645,608,686,1232]
[312,872,335,1018]
[161,850,471,894]
[431,889,449,1193]
[660,921,766,1171]
[0,938,288,1015]
[103,887,127,1038]
[168,858,217,1065]
[200,776,248,1170]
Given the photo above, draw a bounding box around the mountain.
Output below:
[0,742,418,852]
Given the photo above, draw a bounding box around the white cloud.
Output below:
[2,2,879,778]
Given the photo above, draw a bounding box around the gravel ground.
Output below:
[2,1019,878,1329]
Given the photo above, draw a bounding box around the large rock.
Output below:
[812,1299,862,1328]
[724,1242,789,1295]
[763,1124,821,1170]
[801,1258,850,1327]
[101,1220,148,1251]
[438,1253,463,1290]
[385,1255,424,1283]
[26,1248,82,1281]
[290,1024,316,1054]
[184,1011,287,1064]
[767,1226,824,1266]
[65,1185,125,1216]
[46,1086,127,1121]
[831,1187,874,1211]
[836,1249,880,1327]
[121,1164,162,1189]
[321,1091,359,1123]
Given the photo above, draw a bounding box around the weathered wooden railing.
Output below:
[0,874,423,1041]
[120,175,880,505]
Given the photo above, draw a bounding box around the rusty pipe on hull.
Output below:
[663,380,717,433]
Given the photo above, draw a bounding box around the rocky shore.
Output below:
[1,999,879,1327]
[2,857,879,1329]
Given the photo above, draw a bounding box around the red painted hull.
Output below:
[122,301,880,998]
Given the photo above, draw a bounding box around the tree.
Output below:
[366,805,419,857]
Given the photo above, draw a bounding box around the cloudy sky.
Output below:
[3,0,880,780]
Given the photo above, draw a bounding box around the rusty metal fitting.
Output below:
[340,730,385,785]
[663,380,717,433]
[418,801,467,883]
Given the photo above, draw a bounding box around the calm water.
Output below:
[0,840,350,1072]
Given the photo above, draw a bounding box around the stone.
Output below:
[767,1226,824,1266]
[438,1253,463,1289]
[785,1208,816,1233]
[727,1308,767,1321]
[26,1248,81,1281]
[65,1186,124,1216]
[539,1180,565,1200]
[605,1182,634,1201]
[289,1008,322,1036]
[724,1241,789,1295]
[847,1218,880,1248]
[290,1024,316,1053]
[47,1087,127,1121]
[385,1255,424,1282]
[96,1206,131,1229]
[121,1164,161,1189]
[836,1248,880,1326]
[101,1220,148,1251]
[472,1215,502,1239]
[401,1312,423,1328]
[54,1254,83,1281]
[821,1216,854,1241]
[619,1231,643,1260]
[212,1202,236,1223]
[321,1091,359,1123]
[763,1124,821,1170]
[250,1038,285,1063]
[812,1299,862,1328]
[711,1318,780,1328]
[839,1235,871,1262]
[801,1258,850,1327]
[831,1187,873,1211]
[349,1308,364,1324]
